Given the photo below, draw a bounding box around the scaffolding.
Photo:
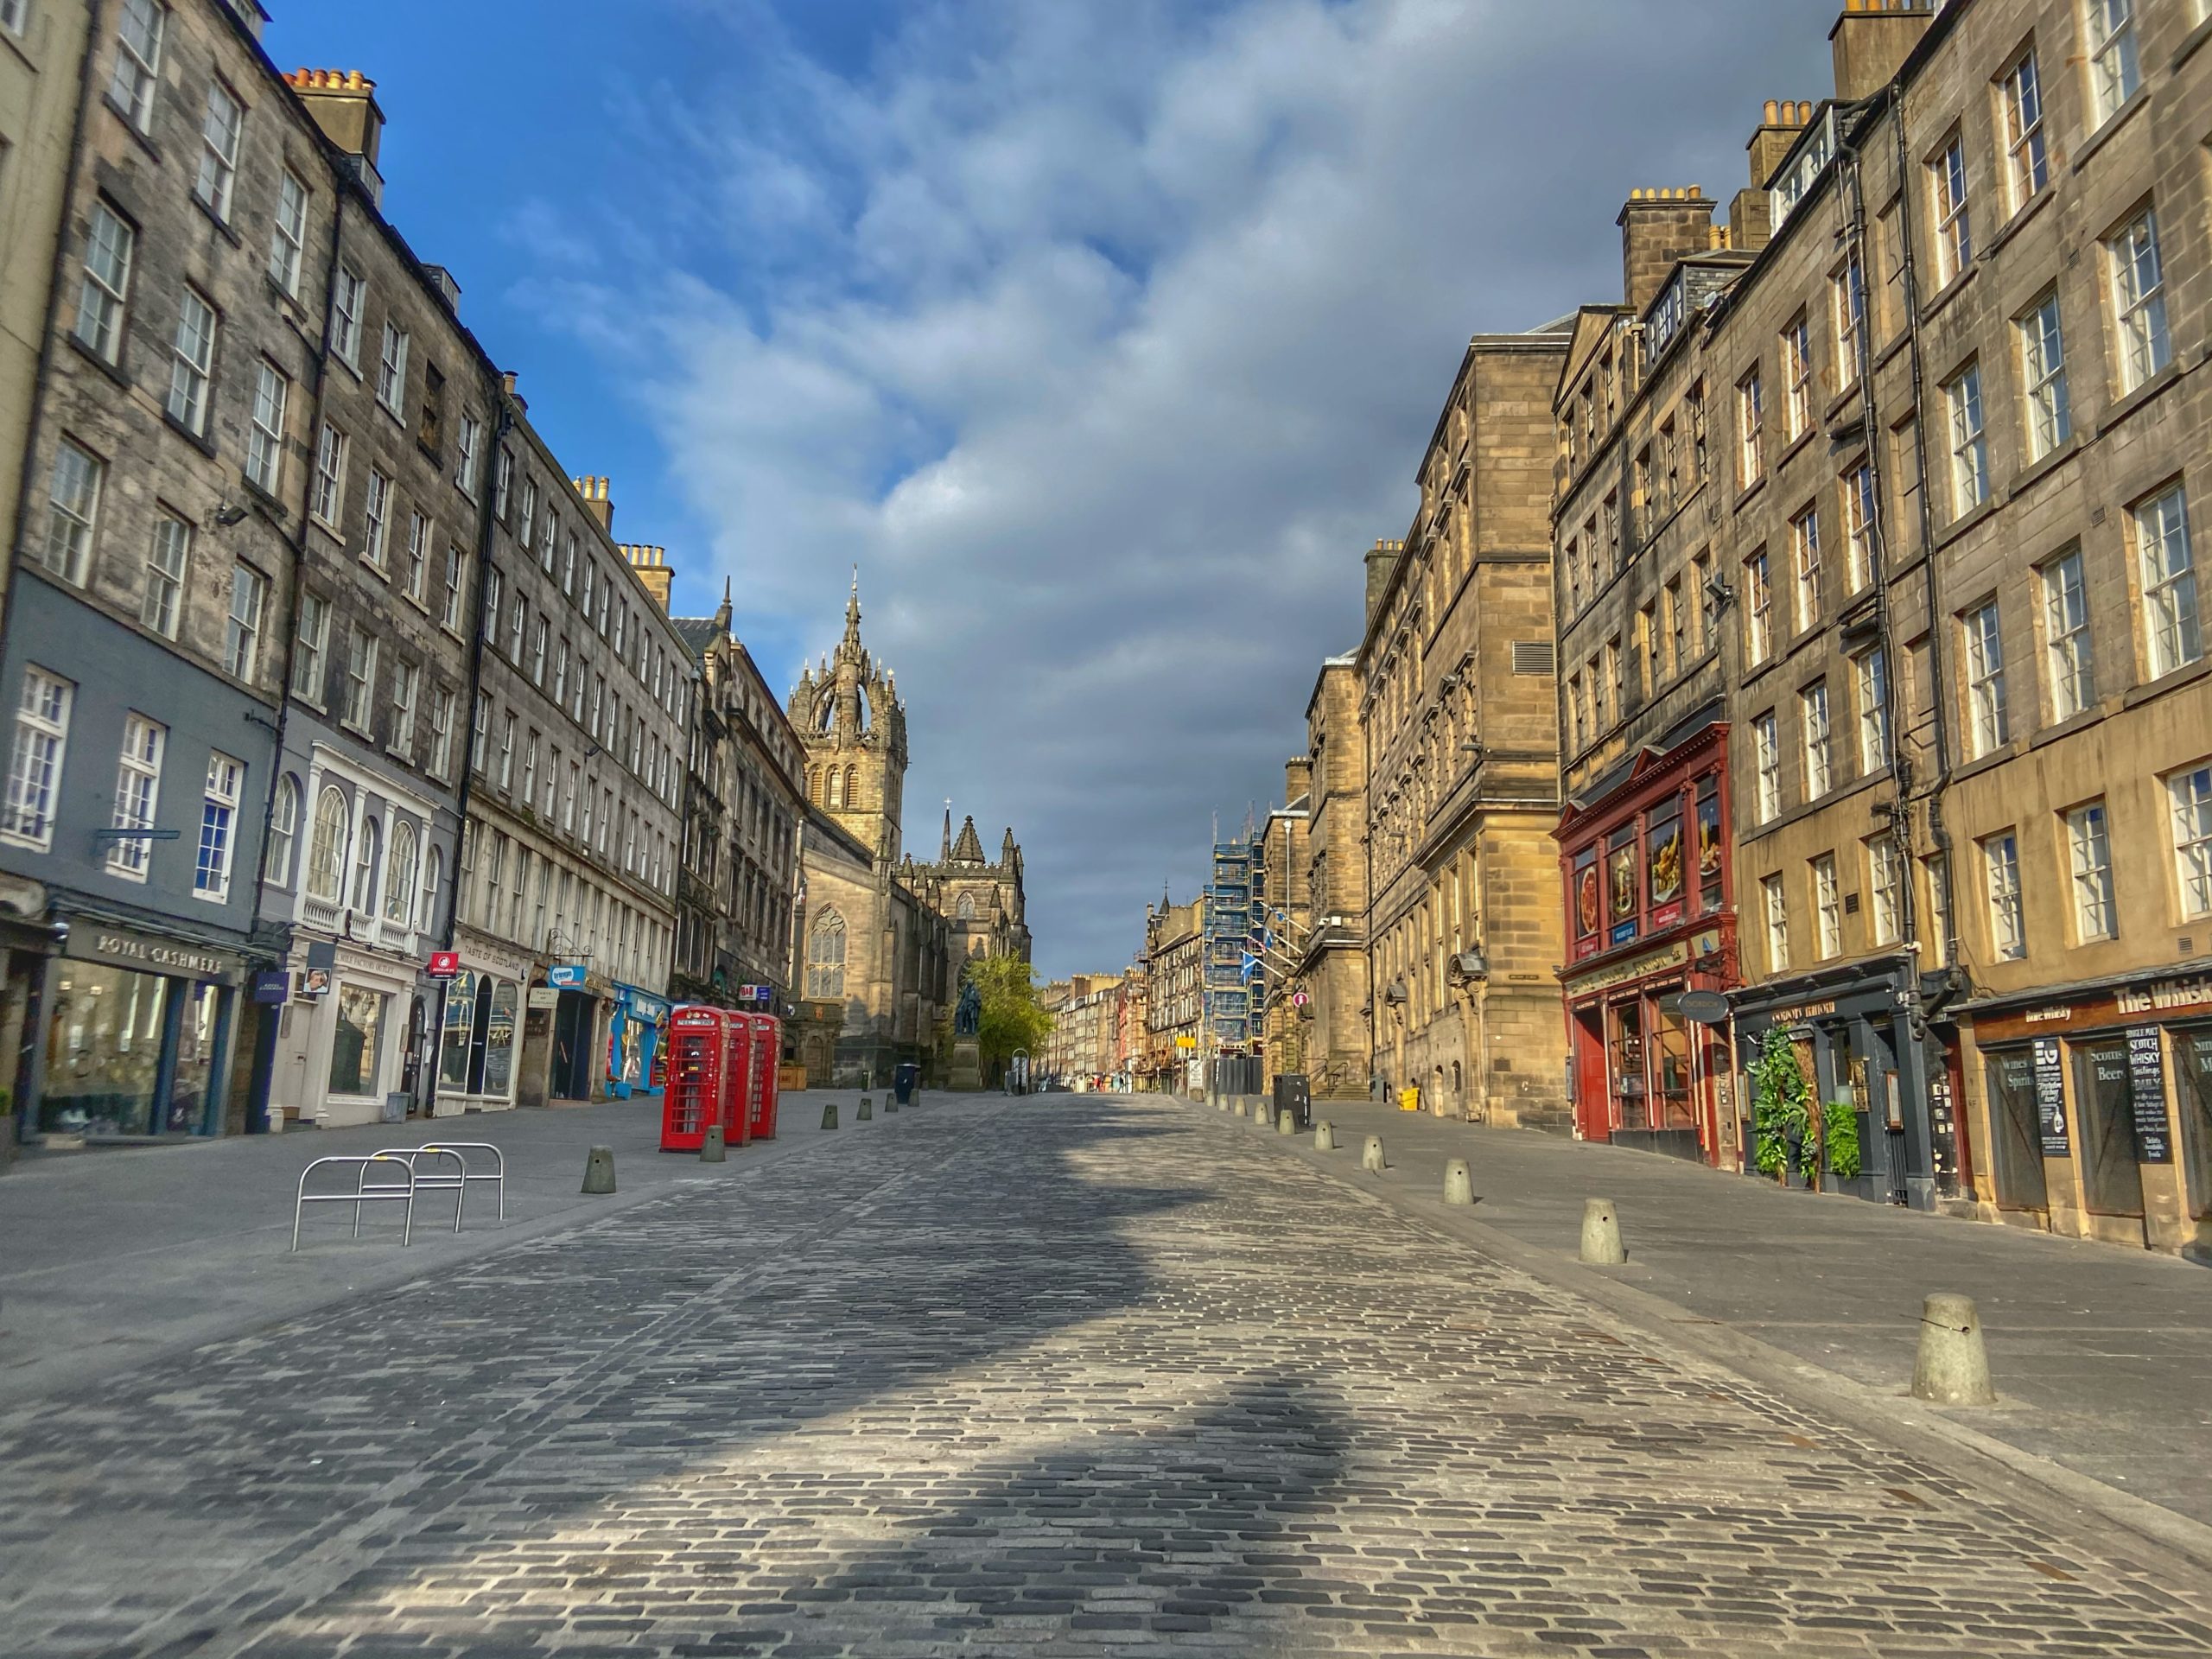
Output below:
[1201,839,1266,1060]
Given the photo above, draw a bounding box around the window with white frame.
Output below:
[167,288,216,435]
[2108,209,2170,392]
[1783,315,1813,441]
[2170,763,2212,920]
[306,785,348,901]
[419,846,442,936]
[1790,505,1821,633]
[403,511,429,601]
[143,512,188,638]
[518,477,537,549]
[0,0,22,35]
[1812,854,1841,959]
[493,447,513,522]
[1926,850,1954,965]
[2087,0,2139,126]
[3,667,72,849]
[376,321,409,415]
[429,686,455,779]
[2136,485,2199,677]
[363,467,391,568]
[41,440,101,586]
[1834,255,1866,385]
[1999,49,2047,211]
[73,201,132,361]
[264,774,298,887]
[343,627,378,732]
[442,543,464,631]
[1868,836,1904,947]
[105,713,164,879]
[1982,830,2024,961]
[1843,463,1876,591]
[1754,710,1781,823]
[329,267,364,368]
[1736,370,1764,489]
[1944,364,1986,517]
[384,820,417,924]
[194,82,242,220]
[470,698,488,774]
[553,639,569,706]
[351,817,379,913]
[310,421,346,528]
[246,359,287,493]
[107,0,164,132]
[225,563,266,682]
[531,614,548,686]
[194,753,242,901]
[498,713,516,790]
[2018,291,2069,461]
[1763,873,1789,973]
[1801,681,1833,797]
[1745,549,1772,664]
[391,658,418,758]
[1962,600,2008,756]
[507,593,524,664]
[270,168,307,295]
[1930,134,1970,285]
[291,590,329,702]
[2066,799,2116,942]
[2040,548,2094,720]
[456,414,482,498]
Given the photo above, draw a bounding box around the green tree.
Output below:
[960,955,1052,1077]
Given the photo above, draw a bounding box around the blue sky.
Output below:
[269,0,1840,978]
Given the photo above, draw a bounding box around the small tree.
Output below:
[963,955,1052,1078]
[1750,1028,1810,1179]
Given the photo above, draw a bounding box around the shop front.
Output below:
[1556,727,1738,1165]
[607,982,671,1098]
[1964,966,2212,1257]
[435,935,533,1114]
[544,962,606,1104]
[32,919,245,1141]
[1730,956,1959,1211]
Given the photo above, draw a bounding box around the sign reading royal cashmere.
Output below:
[66,923,241,984]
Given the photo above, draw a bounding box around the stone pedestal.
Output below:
[948,1038,983,1092]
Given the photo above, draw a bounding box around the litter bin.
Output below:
[893,1062,919,1106]
[1273,1073,1312,1131]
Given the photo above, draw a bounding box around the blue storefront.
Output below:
[606,982,671,1098]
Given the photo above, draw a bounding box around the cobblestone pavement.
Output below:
[3,1096,2210,1659]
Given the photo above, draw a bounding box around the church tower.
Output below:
[788,573,908,866]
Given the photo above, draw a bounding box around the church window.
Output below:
[957,892,976,920]
[828,768,845,808]
[805,908,846,998]
[843,764,859,804]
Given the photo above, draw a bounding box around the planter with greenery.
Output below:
[1749,1029,1811,1185]
[1818,1095,1863,1192]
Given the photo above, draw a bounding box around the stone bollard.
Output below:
[1911,1292,1996,1406]
[821,1100,839,1131]
[857,1096,874,1122]
[1277,1108,1296,1135]
[1361,1135,1386,1173]
[1579,1197,1628,1264]
[1314,1121,1336,1151]
[699,1125,727,1163]
[884,1091,898,1113]
[582,1145,616,1194]
[1444,1158,1473,1205]
[1232,1097,1246,1117]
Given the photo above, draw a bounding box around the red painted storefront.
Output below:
[1555,722,1741,1166]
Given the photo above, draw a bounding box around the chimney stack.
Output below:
[1831,0,1934,103]
[571,475,613,535]
[1363,538,1404,624]
[1286,755,1314,804]
[1618,186,1715,315]
[620,543,672,613]
[286,69,385,206]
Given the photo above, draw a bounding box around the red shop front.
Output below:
[1556,725,1740,1166]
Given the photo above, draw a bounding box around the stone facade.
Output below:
[1139,893,1203,1093]
[1293,657,1370,1097]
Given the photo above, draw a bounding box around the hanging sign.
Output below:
[547,963,589,989]
[426,951,461,979]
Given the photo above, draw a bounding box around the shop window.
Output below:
[1609,1000,1647,1131]
[328,983,388,1098]
[2178,1025,2212,1220]
[439,969,476,1089]
[1694,776,1723,914]
[41,962,168,1135]
[1605,828,1638,947]
[1646,804,1684,929]
[2072,1038,2146,1217]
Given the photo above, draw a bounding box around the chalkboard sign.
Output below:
[2126,1026,2173,1164]
[2032,1036,2069,1156]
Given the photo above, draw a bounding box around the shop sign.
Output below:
[1174,1034,1197,1049]
[426,950,461,979]
[66,923,238,983]
[251,969,289,1005]
[2032,1036,2069,1156]
[1567,940,1687,1000]
[2126,1026,2174,1163]
[1764,999,1836,1029]
[2117,975,2212,1018]
[623,989,671,1024]
[547,963,589,989]
[2024,1004,2074,1024]
[526,986,560,1010]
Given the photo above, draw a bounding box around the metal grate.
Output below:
[1511,639,1555,676]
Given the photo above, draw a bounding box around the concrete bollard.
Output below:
[1361,1135,1386,1173]
[1314,1121,1335,1151]
[857,1096,874,1121]
[699,1125,727,1163]
[1443,1157,1473,1205]
[1579,1197,1628,1264]
[883,1091,898,1113]
[1232,1097,1247,1117]
[1277,1108,1296,1135]
[582,1145,616,1194]
[1912,1292,1996,1406]
[821,1100,839,1130]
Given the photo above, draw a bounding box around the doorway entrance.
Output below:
[551,991,597,1102]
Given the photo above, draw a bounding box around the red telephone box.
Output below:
[661,1006,727,1152]
[746,1013,781,1140]
[722,1012,754,1147]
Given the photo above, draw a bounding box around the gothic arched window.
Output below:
[843,764,859,804]
[809,767,823,804]
[805,908,846,998]
[957,892,976,920]
[827,768,845,808]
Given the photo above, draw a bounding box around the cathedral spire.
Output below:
[942,801,952,861]
[842,566,862,652]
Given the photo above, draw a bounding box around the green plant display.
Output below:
[1823,1095,1863,1180]
[1749,1029,1810,1179]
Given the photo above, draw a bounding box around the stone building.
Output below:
[257,68,480,1129]
[1258,760,1309,1090]
[1290,657,1370,1097]
[443,452,691,1114]
[1139,892,1203,1093]
[1552,182,1759,1166]
[1703,0,2211,1252]
[1358,324,1574,1128]
[788,578,1022,1085]
[1,0,321,1142]
[665,579,805,1013]
[1042,970,1121,1086]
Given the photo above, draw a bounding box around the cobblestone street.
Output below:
[4,1095,2211,1659]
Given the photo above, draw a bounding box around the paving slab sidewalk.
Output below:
[0,1084,964,1407]
[1195,1091,2212,1532]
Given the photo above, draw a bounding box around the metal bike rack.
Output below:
[364,1142,506,1228]
[431,1141,506,1222]
[293,1154,418,1251]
